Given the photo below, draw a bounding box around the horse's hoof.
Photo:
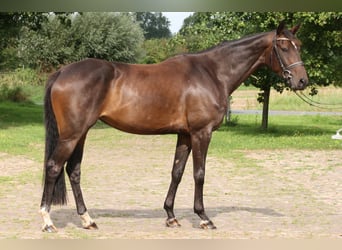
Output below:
[83,222,98,230]
[200,220,217,229]
[42,224,58,233]
[166,218,181,228]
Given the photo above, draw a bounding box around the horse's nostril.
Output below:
[300,78,306,84]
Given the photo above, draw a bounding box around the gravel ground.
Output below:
[0,132,341,239]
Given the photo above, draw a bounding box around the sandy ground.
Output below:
[0,132,341,239]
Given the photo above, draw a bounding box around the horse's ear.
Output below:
[277,20,286,35]
[291,24,301,35]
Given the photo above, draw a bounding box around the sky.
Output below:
[162,12,193,34]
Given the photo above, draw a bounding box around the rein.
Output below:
[294,91,342,110]
[272,37,304,81]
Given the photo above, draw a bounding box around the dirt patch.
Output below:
[245,150,341,207]
[0,134,341,239]
[0,152,38,177]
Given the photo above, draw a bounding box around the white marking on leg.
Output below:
[39,206,57,231]
[40,207,53,226]
[80,211,94,228]
[200,220,210,227]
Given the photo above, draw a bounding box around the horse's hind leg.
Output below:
[40,138,80,232]
[164,134,191,227]
[66,134,97,230]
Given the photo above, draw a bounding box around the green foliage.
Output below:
[295,12,342,86]
[0,13,48,70]
[18,12,145,69]
[19,17,75,69]
[177,12,247,52]
[0,85,29,102]
[140,38,187,64]
[140,39,170,64]
[135,12,171,39]
[0,46,19,70]
[0,69,46,102]
[0,68,46,86]
[70,13,144,63]
[0,12,47,48]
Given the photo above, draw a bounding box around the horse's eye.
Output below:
[281,47,289,52]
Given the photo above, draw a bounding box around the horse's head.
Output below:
[269,21,308,90]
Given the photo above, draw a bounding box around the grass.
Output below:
[232,85,342,112]
[212,114,342,153]
[0,101,44,161]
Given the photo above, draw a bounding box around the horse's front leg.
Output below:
[164,134,191,227]
[191,129,217,229]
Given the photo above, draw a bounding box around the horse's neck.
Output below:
[210,32,273,96]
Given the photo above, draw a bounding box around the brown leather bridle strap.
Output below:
[272,37,304,80]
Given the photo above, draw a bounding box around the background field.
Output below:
[0,84,341,238]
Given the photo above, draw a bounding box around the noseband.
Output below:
[272,37,304,81]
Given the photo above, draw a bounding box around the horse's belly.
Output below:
[99,108,188,135]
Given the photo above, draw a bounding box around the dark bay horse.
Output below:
[40,22,308,232]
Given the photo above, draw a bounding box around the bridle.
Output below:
[272,36,304,81]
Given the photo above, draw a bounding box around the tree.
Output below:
[140,37,188,64]
[19,14,75,69]
[295,12,341,86]
[140,38,170,64]
[0,12,47,70]
[135,12,171,39]
[178,12,246,52]
[18,12,145,70]
[70,13,144,62]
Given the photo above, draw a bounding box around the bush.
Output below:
[0,84,29,102]
[19,12,145,69]
[0,68,46,86]
[0,68,45,103]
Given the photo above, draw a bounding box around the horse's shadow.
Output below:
[51,206,284,229]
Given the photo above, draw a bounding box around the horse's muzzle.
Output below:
[287,76,308,91]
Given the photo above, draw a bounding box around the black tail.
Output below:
[43,70,67,205]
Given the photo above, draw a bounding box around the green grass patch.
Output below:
[0,176,13,184]
[0,101,44,161]
[209,114,342,158]
[234,85,342,112]
[269,88,342,112]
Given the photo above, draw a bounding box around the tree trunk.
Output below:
[261,86,271,130]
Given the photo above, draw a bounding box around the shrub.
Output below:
[0,68,46,86]
[0,84,29,102]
